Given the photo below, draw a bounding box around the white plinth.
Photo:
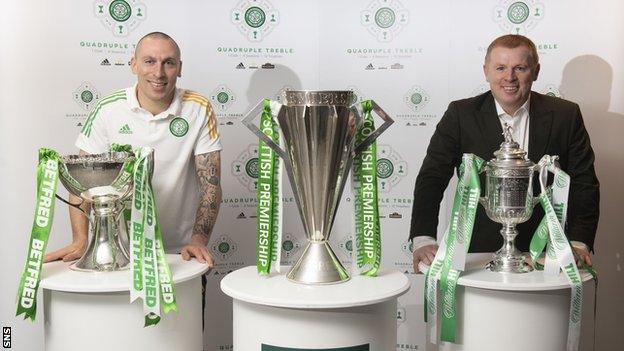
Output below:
[221,266,410,350]
[434,253,594,351]
[40,254,209,351]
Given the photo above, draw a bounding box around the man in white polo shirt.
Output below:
[45,32,221,266]
[409,34,600,272]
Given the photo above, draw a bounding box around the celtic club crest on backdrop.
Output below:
[377,144,407,193]
[232,0,280,42]
[232,144,259,192]
[361,0,409,42]
[94,0,146,37]
[210,235,239,262]
[73,82,100,111]
[493,0,544,34]
[210,85,236,111]
[404,85,430,113]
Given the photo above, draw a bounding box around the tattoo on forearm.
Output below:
[193,151,222,243]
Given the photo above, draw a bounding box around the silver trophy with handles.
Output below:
[243,90,393,284]
[56,150,138,271]
[480,125,539,273]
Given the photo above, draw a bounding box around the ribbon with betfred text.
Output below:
[16,148,60,321]
[129,146,177,326]
[352,100,381,276]
[424,154,483,343]
[256,99,283,275]
[531,155,586,351]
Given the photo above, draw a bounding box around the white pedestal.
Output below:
[434,253,594,351]
[221,266,410,350]
[40,254,209,351]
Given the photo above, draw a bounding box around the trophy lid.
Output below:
[490,124,534,169]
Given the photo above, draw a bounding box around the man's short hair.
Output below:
[135,31,181,58]
[485,34,539,66]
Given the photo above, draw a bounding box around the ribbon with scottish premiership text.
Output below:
[129,146,177,326]
[352,100,381,276]
[256,99,283,275]
[424,154,483,343]
[529,155,587,351]
[15,148,60,321]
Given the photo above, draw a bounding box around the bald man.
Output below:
[46,32,222,266]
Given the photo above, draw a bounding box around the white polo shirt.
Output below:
[76,85,222,253]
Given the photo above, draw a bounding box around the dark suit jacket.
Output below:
[409,91,600,252]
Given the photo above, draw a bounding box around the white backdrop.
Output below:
[1,1,623,350]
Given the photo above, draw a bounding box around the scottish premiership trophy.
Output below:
[480,125,538,273]
[57,151,136,272]
[243,90,393,284]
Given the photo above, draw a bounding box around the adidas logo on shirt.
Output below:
[118,124,132,134]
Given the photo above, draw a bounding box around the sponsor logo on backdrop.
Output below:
[281,233,303,265]
[361,0,409,42]
[232,0,279,42]
[396,85,436,127]
[94,0,146,37]
[73,82,101,111]
[210,235,244,276]
[377,144,407,193]
[542,84,562,98]
[232,144,259,192]
[493,0,544,34]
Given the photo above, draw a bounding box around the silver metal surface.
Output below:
[243,90,393,284]
[480,124,537,273]
[57,151,136,272]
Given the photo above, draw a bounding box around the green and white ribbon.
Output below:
[351,100,382,276]
[530,156,569,274]
[424,154,483,343]
[532,155,585,351]
[129,146,178,326]
[16,148,60,321]
[256,99,283,275]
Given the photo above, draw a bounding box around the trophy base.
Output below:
[69,244,131,272]
[287,241,350,285]
[69,261,130,272]
[487,255,533,273]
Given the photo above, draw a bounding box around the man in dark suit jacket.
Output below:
[410,34,599,272]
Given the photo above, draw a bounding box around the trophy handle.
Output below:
[353,100,394,155]
[242,99,287,160]
[55,194,94,226]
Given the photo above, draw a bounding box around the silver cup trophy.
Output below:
[480,125,538,273]
[56,151,137,272]
[243,90,393,284]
